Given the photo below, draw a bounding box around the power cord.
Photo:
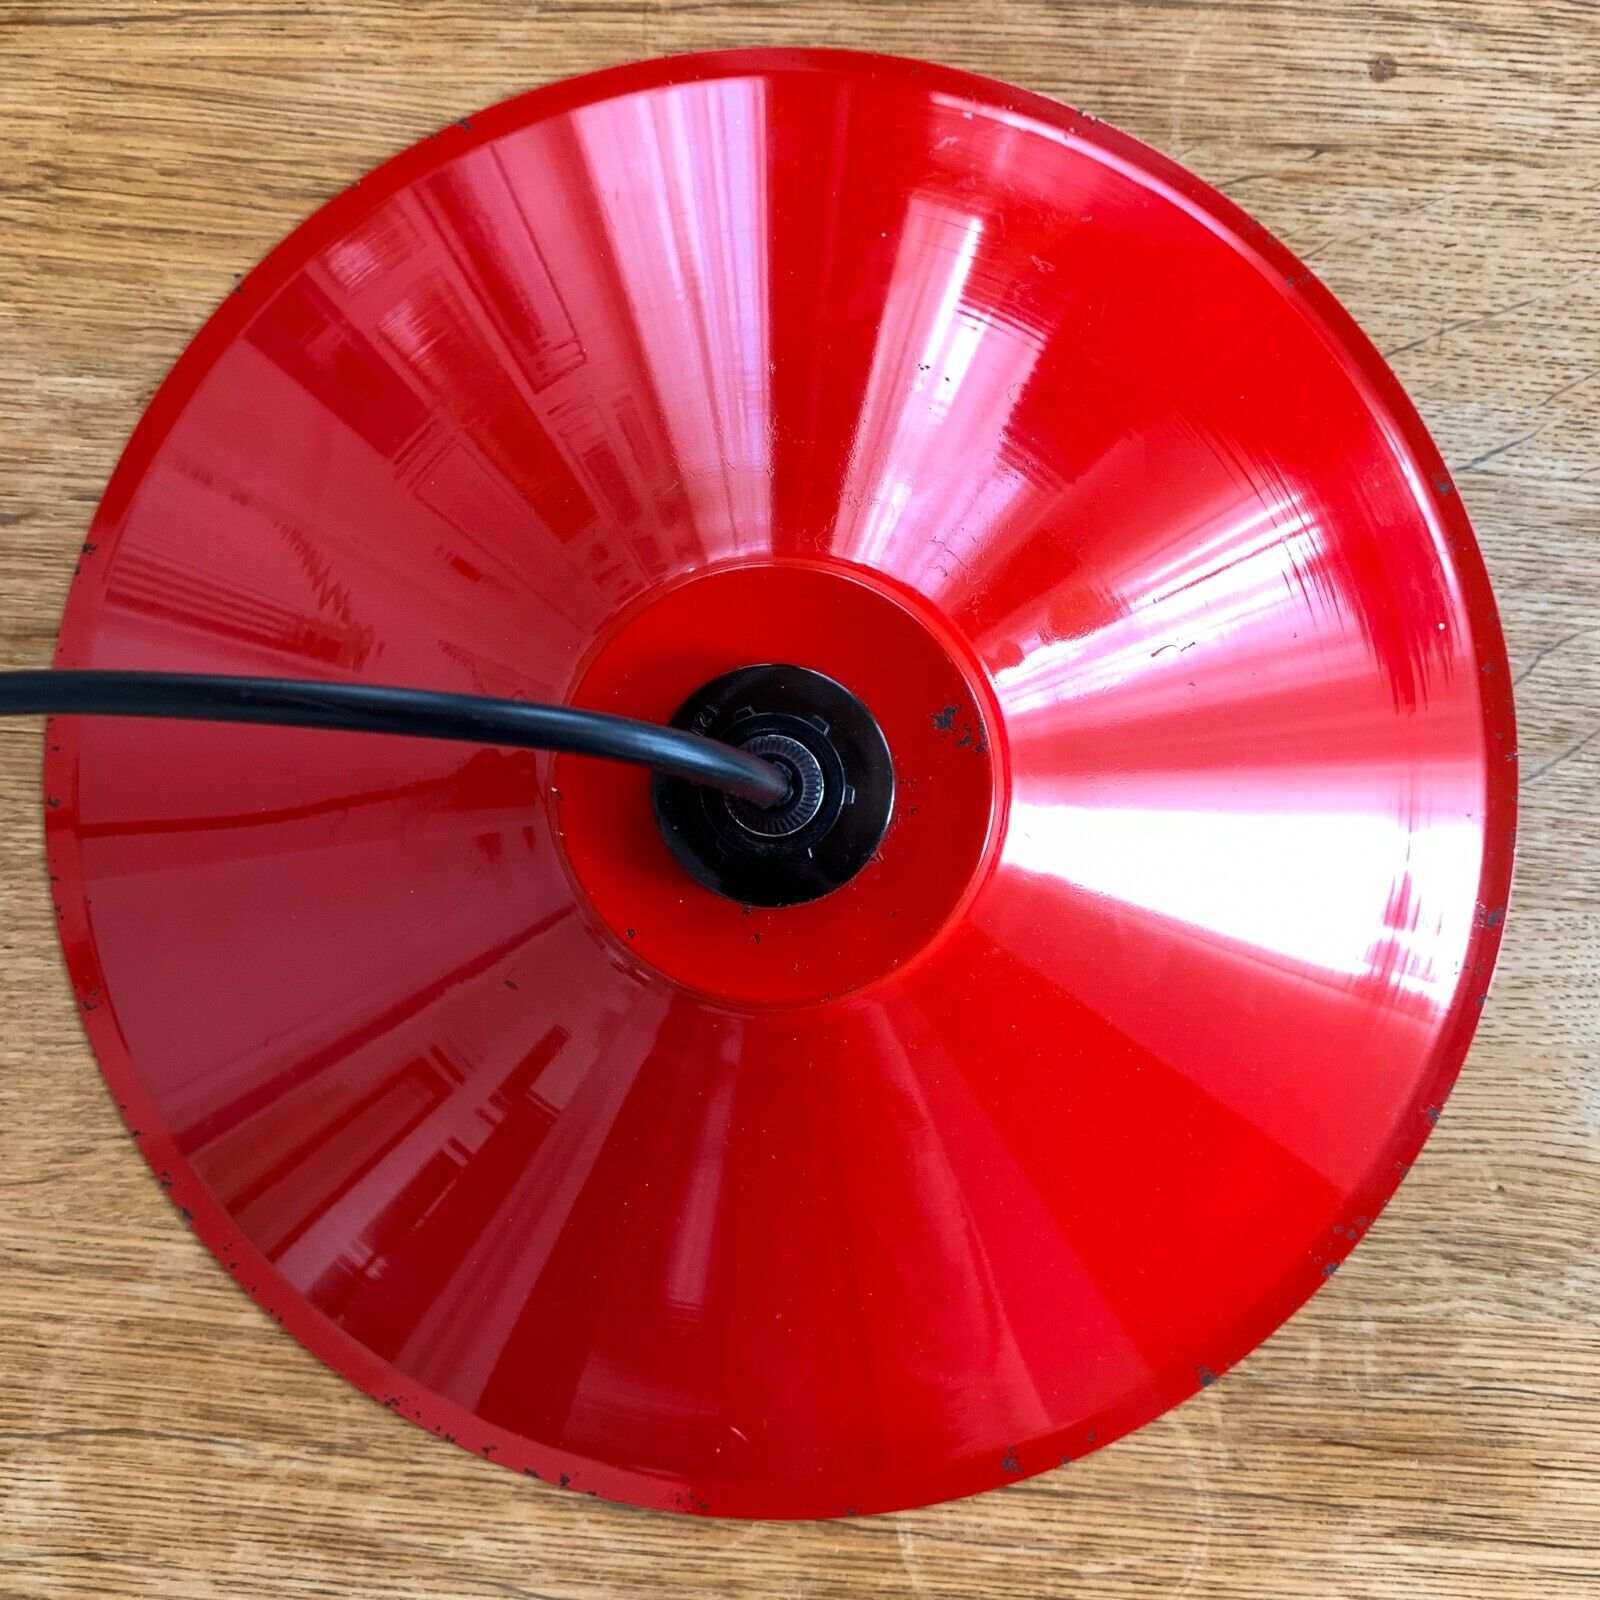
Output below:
[0,670,791,807]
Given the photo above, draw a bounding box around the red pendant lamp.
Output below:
[39,49,1514,1518]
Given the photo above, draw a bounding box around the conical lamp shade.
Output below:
[46,49,1514,1518]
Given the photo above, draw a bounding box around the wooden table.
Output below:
[1,3,1595,1594]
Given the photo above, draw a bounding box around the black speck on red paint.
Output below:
[521,1466,541,1479]
[178,1206,193,1222]
[503,977,519,990]
[1001,1446,1022,1474]
[558,1473,571,1488]
[1321,1261,1338,1277]
[931,705,957,731]
[1197,1365,1217,1387]
[1424,1104,1440,1125]
[625,927,636,939]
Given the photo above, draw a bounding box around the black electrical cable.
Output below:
[0,670,792,808]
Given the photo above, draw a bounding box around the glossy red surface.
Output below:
[46,49,1515,1518]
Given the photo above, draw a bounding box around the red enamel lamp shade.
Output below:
[46,50,1514,1518]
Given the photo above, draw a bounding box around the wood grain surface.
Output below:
[1,2,1596,1595]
